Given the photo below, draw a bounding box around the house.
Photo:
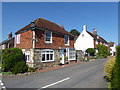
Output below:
[74,25,109,54]
[108,42,116,56]
[14,18,76,69]
[0,32,14,50]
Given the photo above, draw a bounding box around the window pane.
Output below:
[65,36,68,44]
[47,54,49,60]
[27,55,29,61]
[50,54,53,60]
[42,54,45,61]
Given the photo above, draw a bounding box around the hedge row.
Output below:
[105,46,120,89]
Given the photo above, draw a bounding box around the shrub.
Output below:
[12,61,28,74]
[104,57,116,81]
[28,67,36,72]
[97,44,110,58]
[86,48,95,56]
[110,46,120,89]
[2,48,27,74]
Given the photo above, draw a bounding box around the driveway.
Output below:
[2,58,107,89]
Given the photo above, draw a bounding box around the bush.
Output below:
[28,67,36,72]
[86,48,95,56]
[2,48,28,74]
[12,61,28,74]
[110,46,120,89]
[104,57,116,81]
[97,44,110,58]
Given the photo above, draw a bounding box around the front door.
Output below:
[59,49,65,64]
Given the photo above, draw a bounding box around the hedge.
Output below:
[2,48,28,74]
[110,46,120,89]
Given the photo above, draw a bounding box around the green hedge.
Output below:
[97,44,110,58]
[110,46,120,89]
[2,48,28,74]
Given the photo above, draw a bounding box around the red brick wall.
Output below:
[16,30,33,49]
[16,29,74,49]
[35,29,74,49]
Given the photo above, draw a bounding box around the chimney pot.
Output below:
[8,32,12,39]
[83,25,87,31]
[93,28,97,35]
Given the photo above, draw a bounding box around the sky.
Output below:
[2,2,118,45]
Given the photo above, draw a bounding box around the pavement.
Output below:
[2,58,108,89]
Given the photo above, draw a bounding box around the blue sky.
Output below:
[2,2,118,45]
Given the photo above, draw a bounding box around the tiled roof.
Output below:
[15,18,74,37]
[86,31,107,43]
[0,37,15,45]
[108,42,114,47]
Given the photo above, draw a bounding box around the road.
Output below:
[2,58,107,89]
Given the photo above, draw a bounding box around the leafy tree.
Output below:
[69,29,80,36]
[86,48,95,56]
[2,48,28,74]
[97,44,110,58]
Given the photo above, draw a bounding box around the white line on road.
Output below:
[41,77,70,89]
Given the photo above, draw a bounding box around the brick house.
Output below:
[0,32,14,50]
[14,18,76,69]
[75,25,109,54]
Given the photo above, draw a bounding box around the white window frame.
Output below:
[41,49,54,62]
[45,30,52,43]
[16,34,20,44]
[25,51,30,62]
[96,41,98,45]
[68,48,76,60]
[64,35,69,45]
[2,44,5,49]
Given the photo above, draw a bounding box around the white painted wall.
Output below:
[110,44,116,56]
[74,25,94,53]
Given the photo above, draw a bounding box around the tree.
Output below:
[69,29,80,36]
[86,48,95,56]
[97,44,110,58]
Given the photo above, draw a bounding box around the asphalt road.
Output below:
[2,58,107,89]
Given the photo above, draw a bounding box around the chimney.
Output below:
[83,25,87,31]
[31,21,35,28]
[93,28,97,35]
[8,32,12,39]
[61,25,65,29]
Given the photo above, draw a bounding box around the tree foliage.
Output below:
[110,46,120,89]
[2,48,28,74]
[97,44,110,58]
[86,48,95,56]
[69,29,80,36]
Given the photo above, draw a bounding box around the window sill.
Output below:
[45,42,52,44]
[41,60,54,63]
[68,59,76,61]
[65,44,69,46]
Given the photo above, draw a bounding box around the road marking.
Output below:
[0,80,6,90]
[41,77,70,89]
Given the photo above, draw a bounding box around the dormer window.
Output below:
[45,30,52,43]
[64,35,69,45]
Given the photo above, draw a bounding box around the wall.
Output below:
[15,30,33,49]
[33,49,60,69]
[74,30,94,52]
[35,29,74,49]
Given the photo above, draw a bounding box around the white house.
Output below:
[74,25,108,54]
[108,42,116,56]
